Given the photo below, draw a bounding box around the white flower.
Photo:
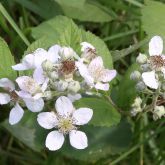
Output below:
[12,46,61,71]
[15,75,47,112]
[76,56,117,91]
[59,47,78,60]
[153,106,165,120]
[142,36,165,89]
[0,78,24,125]
[67,93,82,102]
[80,42,96,62]
[37,96,93,150]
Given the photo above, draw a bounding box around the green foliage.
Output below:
[28,16,113,68]
[60,120,132,161]
[0,37,16,80]
[142,0,165,48]
[75,98,121,127]
[116,64,139,110]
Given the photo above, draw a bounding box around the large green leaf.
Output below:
[142,0,165,48]
[115,64,139,110]
[55,0,112,22]
[60,119,132,161]
[29,16,113,68]
[74,98,121,127]
[2,111,46,152]
[0,37,16,80]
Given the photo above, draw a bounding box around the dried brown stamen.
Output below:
[150,55,165,69]
[10,91,19,102]
[86,47,96,55]
[60,60,75,75]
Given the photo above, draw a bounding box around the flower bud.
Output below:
[54,80,68,92]
[49,71,59,81]
[131,107,142,116]
[42,60,54,72]
[67,81,81,93]
[130,71,141,81]
[135,81,146,91]
[60,47,77,60]
[153,106,165,120]
[140,64,150,72]
[43,91,52,100]
[136,53,147,64]
[131,97,142,108]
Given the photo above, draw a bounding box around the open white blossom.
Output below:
[0,78,24,125]
[76,56,116,91]
[37,96,93,150]
[142,36,165,89]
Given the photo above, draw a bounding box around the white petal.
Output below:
[67,94,82,102]
[161,68,165,79]
[37,112,58,129]
[100,69,117,82]
[24,98,44,112]
[12,54,35,70]
[9,103,24,125]
[149,36,163,56]
[69,130,88,149]
[15,90,31,99]
[46,131,64,151]
[0,78,15,91]
[88,56,103,72]
[48,45,61,63]
[41,78,49,92]
[0,93,11,104]
[33,67,45,84]
[80,42,95,52]
[55,96,74,116]
[34,48,47,68]
[76,61,94,85]
[142,71,158,89]
[95,82,109,91]
[73,108,93,125]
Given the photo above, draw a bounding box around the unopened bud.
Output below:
[131,107,142,116]
[49,71,59,81]
[68,81,81,93]
[44,91,52,100]
[140,64,150,72]
[60,47,77,60]
[153,106,165,120]
[136,81,146,91]
[132,97,142,108]
[136,53,147,64]
[42,60,54,72]
[130,71,141,81]
[54,80,68,92]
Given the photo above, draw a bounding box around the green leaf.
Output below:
[116,64,139,109]
[142,0,165,48]
[55,0,112,22]
[60,119,132,161]
[0,37,17,80]
[75,98,121,127]
[29,16,113,68]
[2,111,46,152]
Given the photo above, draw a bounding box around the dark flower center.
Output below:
[150,55,165,69]
[60,60,75,75]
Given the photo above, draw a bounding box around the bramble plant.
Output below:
[0,1,165,165]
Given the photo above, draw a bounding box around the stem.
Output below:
[140,118,144,165]
[0,3,30,46]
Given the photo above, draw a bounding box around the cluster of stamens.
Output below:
[150,55,165,70]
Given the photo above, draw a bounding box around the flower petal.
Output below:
[67,94,82,102]
[46,131,64,151]
[95,82,109,91]
[15,90,31,99]
[69,130,88,149]
[33,67,45,84]
[0,78,15,91]
[88,56,103,72]
[0,93,11,104]
[9,103,24,125]
[80,42,95,52]
[149,36,163,56]
[142,71,158,89]
[55,96,74,116]
[48,45,61,63]
[100,69,117,82]
[73,108,93,125]
[34,48,47,68]
[24,98,44,112]
[37,112,58,129]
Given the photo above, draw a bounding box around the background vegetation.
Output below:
[0,0,165,164]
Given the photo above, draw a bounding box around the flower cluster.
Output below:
[0,42,116,150]
[130,36,165,120]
